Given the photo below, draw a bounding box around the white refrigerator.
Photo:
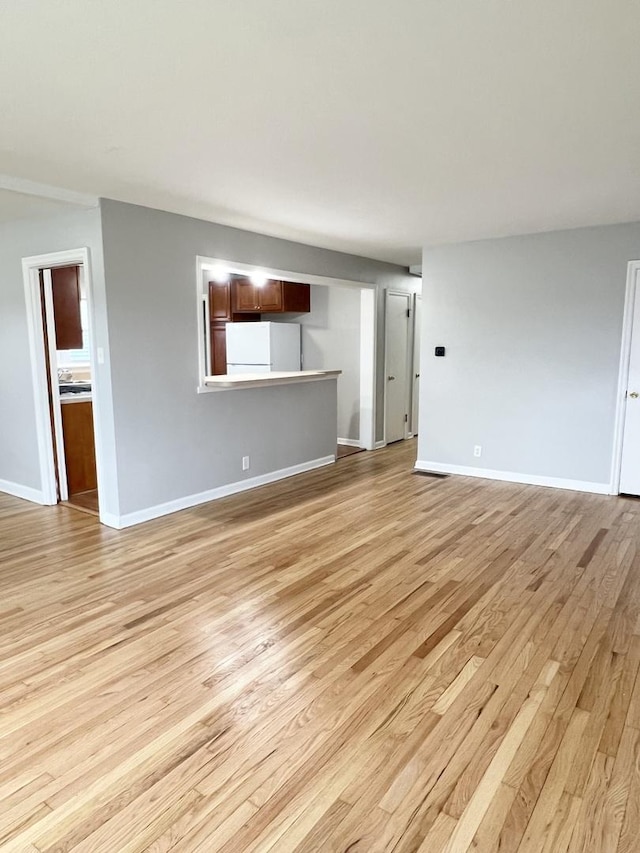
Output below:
[225,322,301,374]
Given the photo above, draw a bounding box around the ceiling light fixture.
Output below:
[210,265,230,283]
[250,271,268,288]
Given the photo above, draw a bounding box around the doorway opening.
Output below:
[411,292,421,437]
[384,290,413,444]
[40,265,98,514]
[612,260,640,495]
[23,248,102,517]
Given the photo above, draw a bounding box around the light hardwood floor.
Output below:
[1,439,640,852]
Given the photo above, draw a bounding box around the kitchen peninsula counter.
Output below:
[203,369,341,391]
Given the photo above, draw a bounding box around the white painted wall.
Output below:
[1,198,416,522]
[100,200,415,517]
[272,285,361,442]
[418,222,640,491]
[0,206,119,515]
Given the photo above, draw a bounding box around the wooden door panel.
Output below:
[211,323,227,375]
[233,280,260,312]
[61,401,97,494]
[52,266,83,350]
[258,280,283,311]
[209,281,232,320]
[281,282,310,312]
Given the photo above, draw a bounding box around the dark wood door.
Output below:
[51,266,83,350]
[61,401,97,495]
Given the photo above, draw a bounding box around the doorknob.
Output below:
[630,391,639,398]
[387,375,395,381]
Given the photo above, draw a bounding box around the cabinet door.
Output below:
[258,280,283,311]
[211,323,228,375]
[233,280,260,312]
[209,281,232,320]
[281,282,310,312]
[52,266,83,350]
[61,401,97,495]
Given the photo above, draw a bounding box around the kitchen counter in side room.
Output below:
[203,369,341,391]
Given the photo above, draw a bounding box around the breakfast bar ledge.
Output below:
[203,369,341,391]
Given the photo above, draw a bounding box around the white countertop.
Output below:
[203,369,341,391]
[60,393,93,404]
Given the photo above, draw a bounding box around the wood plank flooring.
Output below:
[336,444,364,459]
[62,489,99,516]
[1,439,640,851]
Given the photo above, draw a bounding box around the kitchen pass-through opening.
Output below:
[196,256,379,453]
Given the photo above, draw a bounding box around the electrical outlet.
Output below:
[473,445,482,458]
[242,456,250,471]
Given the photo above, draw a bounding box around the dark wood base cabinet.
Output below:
[61,401,97,495]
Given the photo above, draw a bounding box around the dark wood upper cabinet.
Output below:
[233,280,261,312]
[208,280,260,374]
[209,280,232,320]
[231,278,310,314]
[279,281,311,313]
[258,280,283,311]
[207,277,310,374]
[51,266,83,350]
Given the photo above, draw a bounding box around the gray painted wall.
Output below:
[0,206,119,513]
[418,222,640,487]
[272,285,361,441]
[100,200,414,515]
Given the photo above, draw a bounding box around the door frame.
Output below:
[611,260,640,494]
[383,289,413,445]
[195,256,378,451]
[22,247,105,509]
[409,291,422,438]
[40,269,70,501]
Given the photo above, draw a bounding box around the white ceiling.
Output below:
[1,1,639,265]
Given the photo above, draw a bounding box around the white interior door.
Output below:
[411,293,421,435]
[385,291,411,444]
[620,277,640,493]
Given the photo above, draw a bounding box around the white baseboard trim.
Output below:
[98,511,121,528]
[0,478,48,505]
[337,437,362,448]
[104,455,336,530]
[375,440,387,450]
[414,460,610,495]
